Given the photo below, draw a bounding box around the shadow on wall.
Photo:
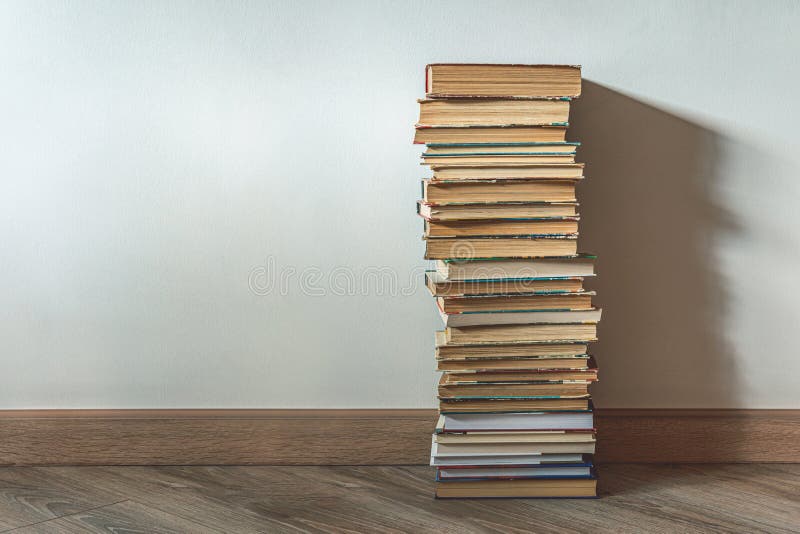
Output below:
[570,81,741,409]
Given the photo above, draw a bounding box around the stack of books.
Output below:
[414,64,600,499]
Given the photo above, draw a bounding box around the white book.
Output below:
[434,431,596,444]
[438,412,594,432]
[430,453,585,466]
[432,439,596,457]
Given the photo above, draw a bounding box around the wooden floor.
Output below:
[0,465,798,533]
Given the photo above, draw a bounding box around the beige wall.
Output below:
[1,0,798,408]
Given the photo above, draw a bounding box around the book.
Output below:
[437,293,593,313]
[425,143,579,155]
[437,358,592,372]
[418,202,578,221]
[439,306,601,327]
[425,237,578,260]
[431,164,584,180]
[423,154,576,165]
[436,465,593,480]
[434,431,596,444]
[438,359,591,373]
[436,362,593,375]
[426,272,585,297]
[435,478,597,498]
[437,412,594,432]
[417,98,570,126]
[414,125,566,144]
[439,307,602,328]
[438,380,591,400]
[440,367,598,383]
[436,257,595,280]
[439,398,591,413]
[435,331,589,353]
[425,64,582,98]
[432,440,596,457]
[423,218,579,238]
[423,179,578,204]
[445,323,597,344]
[431,453,588,467]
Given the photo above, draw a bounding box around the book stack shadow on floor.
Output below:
[414,64,601,498]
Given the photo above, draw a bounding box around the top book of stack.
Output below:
[426,64,582,99]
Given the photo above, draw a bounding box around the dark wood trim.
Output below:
[0,409,434,466]
[1,409,798,466]
[0,409,427,420]
[595,409,800,463]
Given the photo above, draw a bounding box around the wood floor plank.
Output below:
[596,464,800,533]
[7,500,217,534]
[1,465,798,533]
[0,467,128,531]
[30,466,309,533]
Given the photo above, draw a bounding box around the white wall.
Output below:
[1,0,798,409]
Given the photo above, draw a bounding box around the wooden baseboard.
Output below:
[1,409,797,466]
[596,409,800,463]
